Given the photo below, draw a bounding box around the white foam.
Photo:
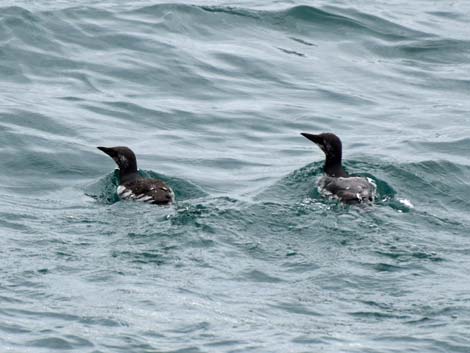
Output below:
[398,198,414,208]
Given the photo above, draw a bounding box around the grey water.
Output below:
[1,1,470,352]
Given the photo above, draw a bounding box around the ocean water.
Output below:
[1,0,470,352]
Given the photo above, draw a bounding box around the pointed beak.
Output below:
[300,133,322,145]
[97,146,114,157]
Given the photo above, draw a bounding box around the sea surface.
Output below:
[1,1,470,352]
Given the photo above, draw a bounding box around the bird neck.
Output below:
[324,154,348,177]
[118,162,138,184]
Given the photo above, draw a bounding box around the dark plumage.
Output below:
[301,132,376,204]
[97,146,174,205]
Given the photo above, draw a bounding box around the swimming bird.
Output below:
[300,132,376,204]
[97,146,174,205]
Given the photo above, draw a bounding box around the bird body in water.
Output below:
[97,146,174,205]
[301,132,376,204]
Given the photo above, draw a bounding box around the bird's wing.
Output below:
[125,179,174,204]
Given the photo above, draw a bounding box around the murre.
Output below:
[97,146,174,205]
[300,133,376,204]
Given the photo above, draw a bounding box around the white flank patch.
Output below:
[137,195,153,202]
[117,185,127,196]
[117,185,169,204]
[121,191,134,199]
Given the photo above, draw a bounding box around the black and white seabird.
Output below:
[301,132,376,204]
[97,146,174,205]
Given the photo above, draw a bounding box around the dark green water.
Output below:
[1,1,470,352]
